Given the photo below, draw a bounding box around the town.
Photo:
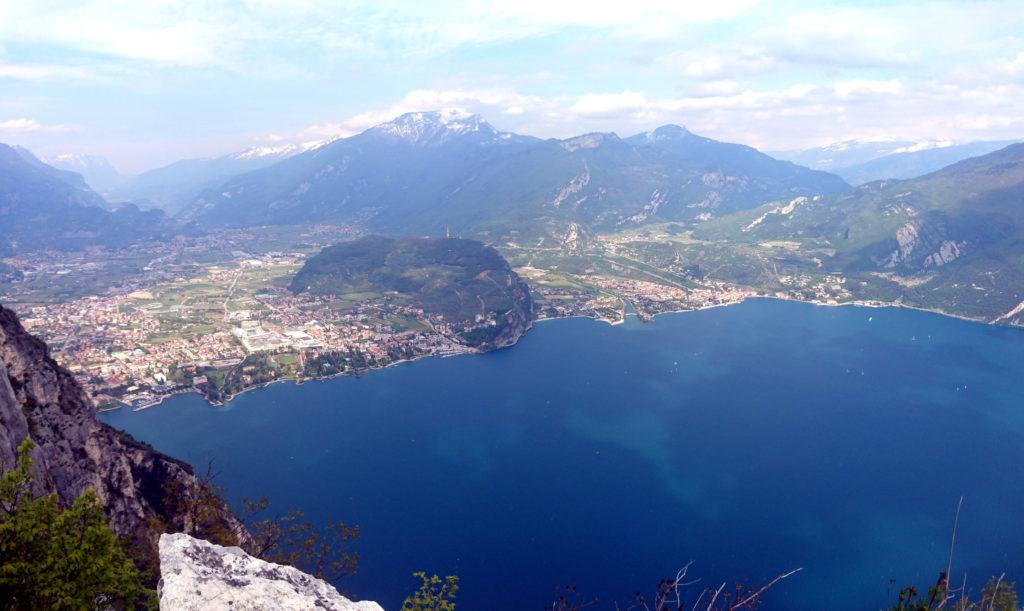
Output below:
[1,225,840,411]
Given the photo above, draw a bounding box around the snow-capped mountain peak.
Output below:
[773,136,963,171]
[816,137,955,156]
[819,137,899,153]
[231,139,327,161]
[889,138,955,154]
[45,152,125,193]
[47,152,118,172]
[370,109,497,146]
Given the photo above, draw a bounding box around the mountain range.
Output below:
[182,111,849,237]
[47,153,126,195]
[699,143,1024,322]
[0,144,167,252]
[107,142,324,216]
[10,146,109,208]
[3,111,1024,325]
[774,138,1019,185]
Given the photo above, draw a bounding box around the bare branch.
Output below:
[705,583,726,611]
[938,496,965,608]
[986,573,1005,611]
[729,568,802,609]
[690,588,708,611]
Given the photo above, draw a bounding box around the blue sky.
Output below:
[1,0,1022,173]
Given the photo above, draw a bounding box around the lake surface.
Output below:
[101,299,1024,610]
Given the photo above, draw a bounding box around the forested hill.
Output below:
[696,142,1024,322]
[290,236,534,349]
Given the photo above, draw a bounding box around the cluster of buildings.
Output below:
[776,273,852,304]
[1,223,806,409]
[12,276,475,409]
[587,276,755,320]
[1,230,476,408]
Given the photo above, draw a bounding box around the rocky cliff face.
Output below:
[0,303,243,549]
[475,271,534,351]
[159,533,383,610]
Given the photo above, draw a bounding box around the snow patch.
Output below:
[372,109,499,146]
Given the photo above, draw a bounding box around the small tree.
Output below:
[401,571,460,611]
[890,498,1019,610]
[549,563,802,610]
[242,496,361,584]
[891,575,1017,611]
[0,439,155,609]
[159,460,243,548]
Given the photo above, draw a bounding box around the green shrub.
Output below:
[401,571,459,611]
[0,439,155,609]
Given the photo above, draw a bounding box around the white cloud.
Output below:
[269,74,1024,154]
[0,118,42,132]
[672,52,778,79]
[0,62,100,81]
[7,0,1024,167]
[693,80,743,97]
[645,1,1024,89]
[1010,52,1024,76]
[0,1,236,66]
[834,79,904,99]
[570,91,648,117]
[0,0,760,68]
[289,88,550,142]
[0,118,77,133]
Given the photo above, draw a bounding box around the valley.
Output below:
[1,215,1003,414]
[2,112,1023,415]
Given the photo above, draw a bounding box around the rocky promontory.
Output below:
[0,303,244,553]
[159,533,383,610]
[291,236,534,351]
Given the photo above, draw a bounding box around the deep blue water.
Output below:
[101,299,1024,610]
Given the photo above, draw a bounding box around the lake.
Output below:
[101,299,1024,610]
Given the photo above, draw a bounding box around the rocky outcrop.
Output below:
[0,303,243,549]
[478,268,534,351]
[551,164,590,208]
[159,533,383,611]
[883,222,922,267]
[923,240,965,267]
[880,218,965,271]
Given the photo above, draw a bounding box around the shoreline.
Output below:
[130,387,204,412]
[104,295,1018,414]
[574,294,1001,328]
[203,347,467,406]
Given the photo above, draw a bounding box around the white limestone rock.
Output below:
[158,533,384,611]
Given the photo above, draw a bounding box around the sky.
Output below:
[1,0,1023,174]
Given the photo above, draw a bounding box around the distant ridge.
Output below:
[0,143,167,252]
[108,140,326,215]
[181,110,849,237]
[774,138,1020,184]
[698,142,1024,323]
[47,152,126,195]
